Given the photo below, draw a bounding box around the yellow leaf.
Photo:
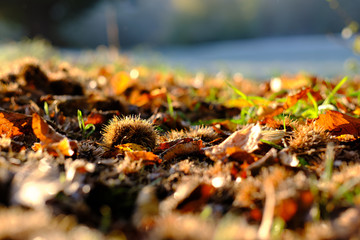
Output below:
[110,71,133,95]
[115,143,148,154]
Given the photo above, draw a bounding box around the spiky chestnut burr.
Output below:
[101,115,158,150]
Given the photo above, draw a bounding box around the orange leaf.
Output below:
[0,110,33,138]
[284,87,311,109]
[110,71,133,95]
[125,151,161,165]
[31,113,77,156]
[84,112,106,126]
[315,110,360,137]
[32,113,64,143]
[226,147,258,164]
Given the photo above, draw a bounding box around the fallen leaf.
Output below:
[226,147,258,164]
[157,138,194,151]
[160,139,203,161]
[110,71,133,95]
[0,110,36,148]
[84,112,107,126]
[0,110,33,138]
[284,87,311,109]
[258,87,322,119]
[205,124,262,161]
[315,110,360,138]
[31,113,77,156]
[125,151,162,165]
[32,113,63,143]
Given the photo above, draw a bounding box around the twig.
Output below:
[258,180,275,240]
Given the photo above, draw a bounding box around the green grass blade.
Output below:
[166,93,174,117]
[226,80,255,106]
[260,139,283,150]
[307,91,318,118]
[322,76,348,106]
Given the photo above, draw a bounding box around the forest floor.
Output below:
[1,41,360,239]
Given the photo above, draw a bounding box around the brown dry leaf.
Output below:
[31,113,77,156]
[84,112,106,126]
[32,113,63,143]
[284,87,311,109]
[160,139,203,162]
[125,151,162,165]
[205,124,262,161]
[315,110,360,138]
[157,138,194,151]
[0,110,33,138]
[226,147,258,164]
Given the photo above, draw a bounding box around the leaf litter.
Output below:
[1,48,360,239]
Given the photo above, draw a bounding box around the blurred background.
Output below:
[0,0,360,78]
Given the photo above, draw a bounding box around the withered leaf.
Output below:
[110,71,133,95]
[125,151,162,165]
[32,113,63,143]
[160,138,203,161]
[0,110,36,148]
[284,87,311,109]
[315,110,360,138]
[31,113,77,156]
[205,124,262,161]
[226,147,258,164]
[157,138,194,151]
[0,110,33,138]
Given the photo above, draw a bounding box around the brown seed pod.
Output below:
[165,126,220,142]
[289,122,329,151]
[102,115,158,150]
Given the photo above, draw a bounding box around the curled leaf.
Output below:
[0,110,36,148]
[315,110,360,138]
[32,113,63,143]
[205,124,262,161]
[160,139,203,162]
[31,113,77,156]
